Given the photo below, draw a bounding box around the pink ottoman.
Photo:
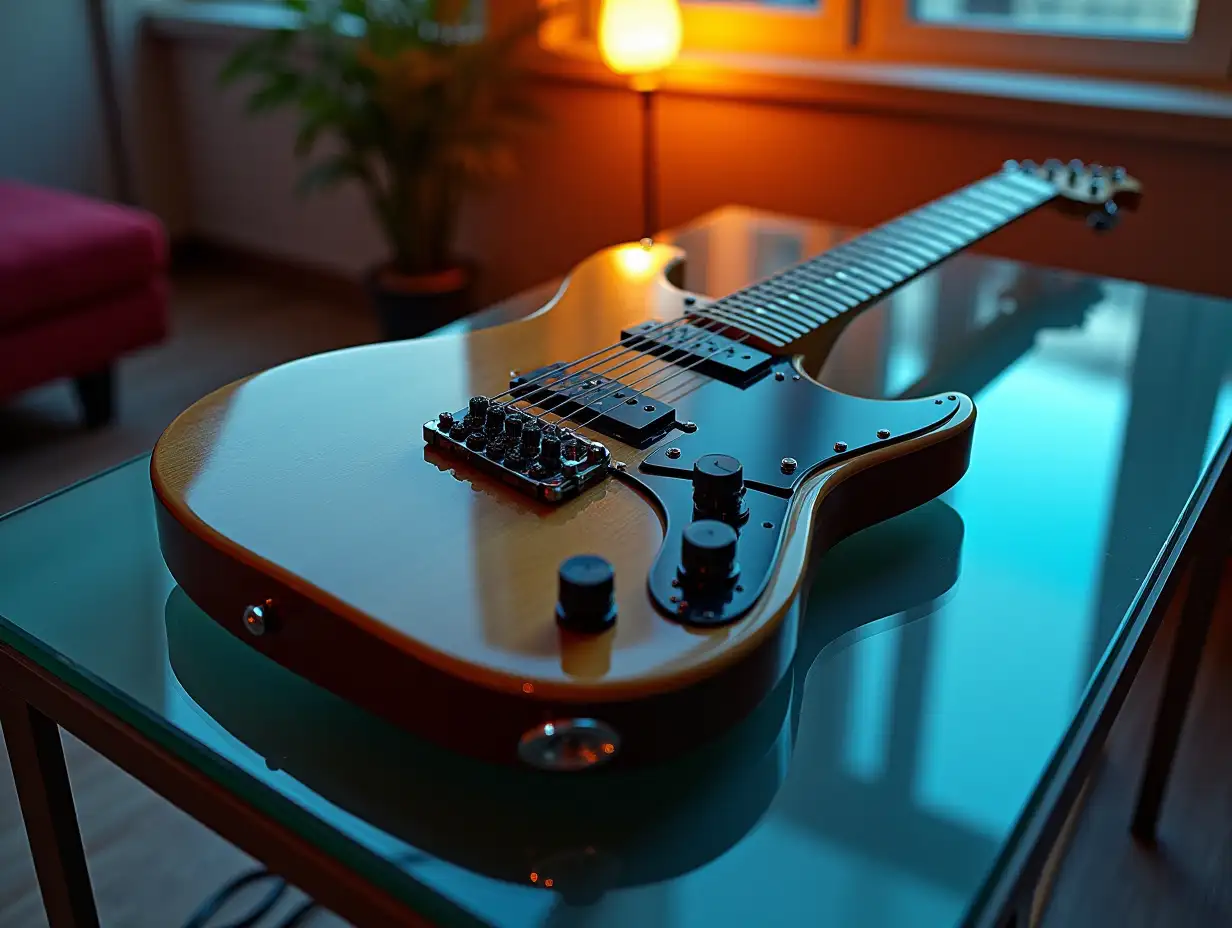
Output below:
[0,181,169,426]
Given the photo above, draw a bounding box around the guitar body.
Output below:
[153,239,975,768]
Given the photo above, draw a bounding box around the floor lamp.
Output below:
[598,0,683,241]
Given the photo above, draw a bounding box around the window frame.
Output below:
[861,0,1232,82]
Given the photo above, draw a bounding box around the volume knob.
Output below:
[556,555,617,633]
[680,520,739,589]
[692,454,747,524]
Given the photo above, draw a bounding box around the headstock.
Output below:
[1003,158,1143,231]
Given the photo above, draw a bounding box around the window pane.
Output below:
[912,0,1198,39]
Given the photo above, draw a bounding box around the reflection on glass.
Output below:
[912,0,1197,39]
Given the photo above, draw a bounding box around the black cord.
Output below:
[182,867,288,928]
[184,851,431,928]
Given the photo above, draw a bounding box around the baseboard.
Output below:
[169,236,368,312]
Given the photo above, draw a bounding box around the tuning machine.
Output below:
[1087,201,1119,232]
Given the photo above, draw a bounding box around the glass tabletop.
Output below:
[3,207,1232,928]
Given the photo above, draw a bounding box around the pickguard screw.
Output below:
[833,441,847,452]
[762,521,774,529]
[670,595,679,603]
[735,585,744,593]
[877,429,891,439]
[680,421,698,433]
[792,375,801,381]
[774,371,785,381]
[613,461,627,472]
[935,398,943,404]
[640,237,653,249]
[666,447,682,459]
[671,577,680,587]
[684,295,697,306]
[948,394,957,401]
[780,457,798,474]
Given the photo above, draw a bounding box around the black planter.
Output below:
[365,266,473,341]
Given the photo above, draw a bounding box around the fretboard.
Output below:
[690,170,1057,349]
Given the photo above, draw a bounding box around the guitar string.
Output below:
[566,331,754,438]
[497,172,1029,433]
[515,317,735,426]
[525,319,740,431]
[484,315,708,406]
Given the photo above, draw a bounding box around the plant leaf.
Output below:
[296,155,363,195]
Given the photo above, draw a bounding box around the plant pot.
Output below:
[366,264,474,341]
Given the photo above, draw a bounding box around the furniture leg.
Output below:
[73,367,115,428]
[0,689,100,928]
[1131,535,1228,842]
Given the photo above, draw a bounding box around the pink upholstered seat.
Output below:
[0,181,166,327]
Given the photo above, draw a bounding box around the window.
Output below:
[556,0,1232,82]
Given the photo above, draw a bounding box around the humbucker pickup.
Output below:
[620,320,774,386]
[509,365,676,447]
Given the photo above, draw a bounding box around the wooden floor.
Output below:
[0,267,1229,927]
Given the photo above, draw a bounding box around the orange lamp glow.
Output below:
[598,0,683,76]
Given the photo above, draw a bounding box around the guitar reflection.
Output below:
[165,499,963,909]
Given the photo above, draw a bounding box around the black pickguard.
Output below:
[620,359,962,626]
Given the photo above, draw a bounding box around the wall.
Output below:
[168,40,1232,307]
[0,1,114,196]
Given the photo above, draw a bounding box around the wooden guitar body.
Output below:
[153,239,974,768]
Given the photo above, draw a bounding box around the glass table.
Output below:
[2,206,1230,928]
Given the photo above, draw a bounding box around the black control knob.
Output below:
[484,404,507,436]
[680,520,739,589]
[468,395,489,420]
[692,454,748,524]
[521,421,543,457]
[540,433,562,472]
[556,555,617,633]
[505,413,525,441]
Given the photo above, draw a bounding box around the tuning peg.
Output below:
[1068,159,1084,183]
[1044,158,1063,179]
[1111,166,1127,182]
[1090,164,1105,177]
[1087,201,1119,232]
[1003,159,1020,172]
[1022,159,1038,173]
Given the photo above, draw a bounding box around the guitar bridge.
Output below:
[424,402,611,504]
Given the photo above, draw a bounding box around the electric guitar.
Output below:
[152,159,1141,770]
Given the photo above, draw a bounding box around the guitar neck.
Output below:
[691,169,1058,349]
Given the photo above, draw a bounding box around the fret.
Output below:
[996,172,1055,204]
[803,252,897,292]
[782,267,868,308]
[865,225,951,264]
[748,283,841,328]
[967,182,1035,214]
[694,306,794,347]
[840,236,928,278]
[920,200,998,237]
[700,167,1058,349]
[959,187,1030,222]
[956,183,1032,220]
[893,214,971,251]
[708,302,807,343]
[770,278,848,319]
[891,211,974,249]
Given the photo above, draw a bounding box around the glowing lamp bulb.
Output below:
[598,0,683,76]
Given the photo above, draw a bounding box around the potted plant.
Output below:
[221,0,547,339]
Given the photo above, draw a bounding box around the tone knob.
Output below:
[484,404,507,436]
[556,555,617,633]
[680,520,739,589]
[692,454,747,524]
[505,413,525,442]
[521,421,543,457]
[540,433,562,472]
[468,395,490,420]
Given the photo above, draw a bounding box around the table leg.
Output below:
[1130,536,1228,843]
[0,689,100,927]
